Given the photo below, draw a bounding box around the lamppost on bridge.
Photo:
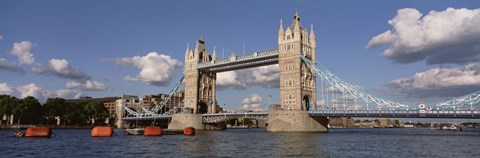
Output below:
[268,95,272,105]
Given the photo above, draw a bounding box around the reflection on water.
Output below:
[1,128,480,157]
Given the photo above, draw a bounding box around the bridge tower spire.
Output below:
[278,11,317,111]
[278,19,284,43]
[212,46,217,61]
[310,24,316,64]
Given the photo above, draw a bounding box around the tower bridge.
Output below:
[120,12,480,132]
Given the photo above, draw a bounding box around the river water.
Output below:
[1,128,479,158]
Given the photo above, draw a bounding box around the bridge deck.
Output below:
[123,110,480,123]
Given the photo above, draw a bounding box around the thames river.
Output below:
[1,128,479,157]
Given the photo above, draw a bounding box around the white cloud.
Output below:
[82,80,107,91]
[123,76,141,82]
[113,52,182,86]
[32,58,90,81]
[16,83,45,101]
[216,71,245,88]
[241,94,265,111]
[217,65,279,89]
[0,83,15,95]
[10,41,35,65]
[0,82,83,103]
[366,30,394,48]
[379,64,480,98]
[66,81,82,89]
[0,35,3,40]
[46,89,83,100]
[65,80,108,91]
[0,58,25,74]
[367,8,480,64]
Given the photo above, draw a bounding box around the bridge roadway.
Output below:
[122,110,480,123]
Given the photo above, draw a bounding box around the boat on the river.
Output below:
[126,128,144,135]
[442,125,458,130]
[14,132,24,137]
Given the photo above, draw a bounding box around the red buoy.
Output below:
[25,127,52,137]
[91,127,113,137]
[184,127,196,136]
[144,126,162,136]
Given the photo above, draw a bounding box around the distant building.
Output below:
[329,117,354,128]
[142,94,162,110]
[403,121,415,128]
[270,104,282,111]
[354,119,379,128]
[115,95,142,128]
[142,91,184,113]
[379,118,393,127]
[65,96,121,117]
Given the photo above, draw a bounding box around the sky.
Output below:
[0,0,480,112]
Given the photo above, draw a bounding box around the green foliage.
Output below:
[43,97,67,125]
[243,118,252,124]
[394,120,401,126]
[0,95,111,126]
[15,96,43,124]
[0,95,19,117]
[44,98,66,117]
[63,102,87,125]
[82,100,109,125]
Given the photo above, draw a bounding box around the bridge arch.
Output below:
[303,95,312,111]
[197,101,209,114]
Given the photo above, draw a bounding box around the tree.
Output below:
[83,100,109,125]
[63,102,87,125]
[13,96,43,124]
[0,95,19,124]
[43,97,66,125]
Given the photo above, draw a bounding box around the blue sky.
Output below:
[1,0,479,111]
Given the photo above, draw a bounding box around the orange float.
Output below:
[91,127,113,137]
[144,126,162,136]
[183,127,196,136]
[25,127,52,137]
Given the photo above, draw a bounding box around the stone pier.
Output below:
[267,110,328,132]
[167,113,226,130]
[168,114,204,130]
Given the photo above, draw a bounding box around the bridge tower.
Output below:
[268,12,327,132]
[183,37,217,114]
[278,12,317,111]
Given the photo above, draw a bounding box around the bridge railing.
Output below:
[202,112,269,123]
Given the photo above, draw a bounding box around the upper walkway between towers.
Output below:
[196,49,279,72]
